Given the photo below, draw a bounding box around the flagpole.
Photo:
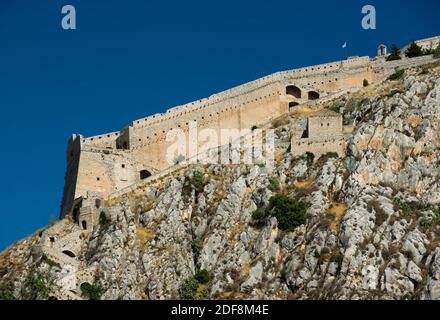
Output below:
[342,42,348,60]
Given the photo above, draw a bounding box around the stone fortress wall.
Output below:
[401,36,440,53]
[291,110,346,159]
[60,36,440,221]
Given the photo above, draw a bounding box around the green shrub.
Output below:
[324,152,339,159]
[388,69,405,81]
[386,44,402,61]
[195,269,210,284]
[99,211,110,229]
[393,198,412,216]
[305,152,315,166]
[251,125,258,131]
[363,79,369,87]
[192,171,206,192]
[268,177,280,192]
[0,282,16,300]
[80,282,104,300]
[405,41,424,58]
[22,268,55,300]
[267,194,307,230]
[191,239,203,263]
[196,288,210,300]
[420,207,440,229]
[252,208,267,221]
[179,277,199,300]
[183,171,206,195]
[329,103,342,114]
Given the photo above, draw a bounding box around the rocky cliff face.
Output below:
[1,64,440,300]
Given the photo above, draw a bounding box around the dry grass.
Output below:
[241,263,250,274]
[294,107,317,115]
[136,224,155,251]
[327,202,348,232]
[295,177,315,189]
[275,151,285,162]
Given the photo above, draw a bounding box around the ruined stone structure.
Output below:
[290,110,346,159]
[60,37,440,224]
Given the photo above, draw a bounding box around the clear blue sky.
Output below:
[0,0,439,250]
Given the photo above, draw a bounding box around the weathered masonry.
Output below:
[291,109,346,159]
[60,36,440,222]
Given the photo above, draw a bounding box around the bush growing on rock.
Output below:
[196,288,210,299]
[0,282,16,300]
[195,269,210,284]
[323,152,339,159]
[386,44,402,61]
[267,194,307,230]
[268,177,280,192]
[22,268,55,300]
[388,69,405,81]
[329,103,342,114]
[393,198,412,216]
[80,282,104,300]
[420,207,440,230]
[405,41,424,58]
[252,208,266,222]
[179,277,199,300]
[191,239,204,263]
[184,171,206,195]
[99,211,110,229]
[305,152,315,166]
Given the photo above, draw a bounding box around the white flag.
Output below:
[342,42,347,49]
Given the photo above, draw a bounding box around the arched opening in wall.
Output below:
[308,91,320,100]
[140,170,152,180]
[286,85,301,99]
[62,250,76,258]
[81,220,87,230]
[289,102,299,110]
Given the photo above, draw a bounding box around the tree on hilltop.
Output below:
[405,41,424,58]
[386,44,401,61]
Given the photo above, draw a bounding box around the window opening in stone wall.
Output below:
[308,91,320,100]
[140,170,152,180]
[286,85,301,99]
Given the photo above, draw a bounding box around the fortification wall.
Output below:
[60,135,81,218]
[72,148,143,203]
[129,57,370,129]
[61,57,374,217]
[81,132,121,149]
[61,53,440,218]
[126,91,285,171]
[291,135,345,159]
[309,116,343,138]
